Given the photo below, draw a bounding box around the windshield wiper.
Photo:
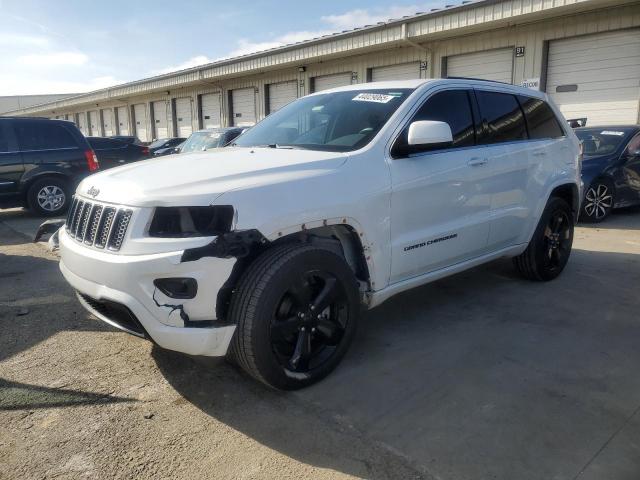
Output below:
[255,144,296,149]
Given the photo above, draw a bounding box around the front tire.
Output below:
[228,243,360,390]
[581,178,614,223]
[27,177,70,217]
[514,197,574,281]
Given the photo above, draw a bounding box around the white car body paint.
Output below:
[59,79,581,356]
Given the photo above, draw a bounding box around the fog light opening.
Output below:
[153,278,198,299]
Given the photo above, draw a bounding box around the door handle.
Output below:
[532,150,546,157]
[468,157,488,167]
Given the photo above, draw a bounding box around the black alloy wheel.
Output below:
[270,270,349,373]
[540,207,572,275]
[229,243,360,390]
[514,196,574,281]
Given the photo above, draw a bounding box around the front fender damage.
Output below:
[180,229,268,263]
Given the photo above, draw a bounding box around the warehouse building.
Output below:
[3,0,640,140]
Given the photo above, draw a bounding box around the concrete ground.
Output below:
[1,205,639,479]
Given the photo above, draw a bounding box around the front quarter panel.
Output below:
[213,152,392,291]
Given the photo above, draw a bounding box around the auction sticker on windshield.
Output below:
[352,93,396,103]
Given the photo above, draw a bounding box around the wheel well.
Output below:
[550,183,579,220]
[21,173,69,199]
[215,224,370,322]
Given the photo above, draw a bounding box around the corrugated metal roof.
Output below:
[4,0,597,115]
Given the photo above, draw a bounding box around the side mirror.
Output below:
[407,120,453,148]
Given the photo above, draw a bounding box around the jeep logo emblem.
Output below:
[87,186,100,198]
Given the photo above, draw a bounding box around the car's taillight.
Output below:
[142,146,150,155]
[85,149,99,171]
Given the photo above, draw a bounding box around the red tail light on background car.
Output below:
[85,149,99,171]
[142,146,150,156]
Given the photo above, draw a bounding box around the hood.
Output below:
[77,147,348,207]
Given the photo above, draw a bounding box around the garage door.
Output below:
[446,48,514,83]
[231,88,256,127]
[88,111,100,136]
[547,30,640,125]
[133,104,149,142]
[101,109,114,136]
[77,113,88,135]
[200,93,221,129]
[152,101,169,139]
[66,114,75,124]
[312,73,353,92]
[268,81,298,114]
[371,62,422,81]
[174,98,193,137]
[116,106,130,135]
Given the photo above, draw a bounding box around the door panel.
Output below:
[0,122,22,195]
[152,101,169,139]
[231,89,256,127]
[390,148,493,282]
[446,48,514,83]
[133,104,149,142]
[201,93,221,129]
[389,89,492,283]
[116,106,130,135]
[174,98,193,137]
[88,111,100,136]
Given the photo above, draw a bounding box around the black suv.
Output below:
[0,117,98,216]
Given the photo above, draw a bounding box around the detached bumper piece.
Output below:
[77,292,149,338]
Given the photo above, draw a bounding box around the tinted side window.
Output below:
[0,122,18,152]
[15,122,78,151]
[391,89,476,157]
[413,90,476,148]
[518,96,564,139]
[476,91,527,144]
[91,138,124,149]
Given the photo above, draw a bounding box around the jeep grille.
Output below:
[66,197,132,251]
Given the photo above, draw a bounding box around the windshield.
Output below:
[576,128,631,156]
[181,131,225,153]
[233,89,413,152]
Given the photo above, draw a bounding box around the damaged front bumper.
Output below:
[58,227,237,356]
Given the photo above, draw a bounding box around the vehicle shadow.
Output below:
[578,205,640,230]
[0,225,107,363]
[0,377,133,410]
[154,249,640,480]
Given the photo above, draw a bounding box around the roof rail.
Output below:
[0,115,51,120]
[444,76,513,85]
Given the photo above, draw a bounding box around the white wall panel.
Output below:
[547,29,640,125]
[133,104,149,142]
[174,97,194,136]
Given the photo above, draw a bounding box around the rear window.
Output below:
[518,96,565,139]
[15,121,78,151]
[476,91,527,144]
[575,129,630,155]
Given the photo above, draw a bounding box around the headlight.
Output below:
[148,206,235,238]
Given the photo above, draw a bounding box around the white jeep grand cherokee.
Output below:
[58,79,581,389]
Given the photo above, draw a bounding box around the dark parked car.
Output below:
[575,126,640,222]
[108,135,143,146]
[87,137,150,169]
[149,137,186,157]
[0,117,98,216]
[179,127,244,153]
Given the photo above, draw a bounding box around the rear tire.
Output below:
[513,197,574,281]
[228,243,360,390]
[581,178,614,223]
[27,177,70,217]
